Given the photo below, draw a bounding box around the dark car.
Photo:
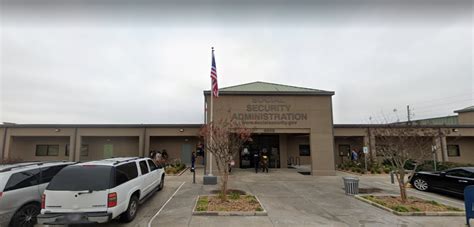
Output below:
[409,167,474,196]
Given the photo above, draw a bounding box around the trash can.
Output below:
[343,177,359,195]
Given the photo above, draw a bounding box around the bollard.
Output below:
[192,167,196,184]
[390,171,394,184]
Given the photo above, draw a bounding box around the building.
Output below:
[1,82,473,176]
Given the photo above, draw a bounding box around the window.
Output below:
[147,160,157,171]
[447,145,460,157]
[47,165,113,191]
[81,145,89,156]
[36,145,59,156]
[139,161,149,174]
[40,165,67,184]
[4,169,40,191]
[115,162,139,186]
[299,145,310,156]
[338,144,350,156]
[446,169,472,178]
[65,144,89,156]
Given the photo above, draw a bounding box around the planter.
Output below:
[355,194,465,216]
[192,194,268,216]
[165,167,189,176]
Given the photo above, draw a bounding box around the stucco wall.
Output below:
[149,136,199,162]
[333,137,364,165]
[9,136,70,161]
[446,137,474,164]
[80,136,139,161]
[458,112,474,125]
[206,94,335,175]
[287,135,311,165]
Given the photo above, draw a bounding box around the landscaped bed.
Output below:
[357,195,464,216]
[193,191,266,216]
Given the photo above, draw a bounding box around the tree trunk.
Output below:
[397,170,408,203]
[221,166,229,201]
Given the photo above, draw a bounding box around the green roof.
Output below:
[204,81,334,96]
[455,106,474,113]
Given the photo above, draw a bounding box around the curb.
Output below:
[166,167,189,176]
[192,195,268,216]
[354,195,465,216]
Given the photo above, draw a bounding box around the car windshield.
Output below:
[47,165,113,191]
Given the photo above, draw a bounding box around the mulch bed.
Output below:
[362,195,462,212]
[196,194,263,212]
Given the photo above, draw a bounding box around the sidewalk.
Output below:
[150,168,467,227]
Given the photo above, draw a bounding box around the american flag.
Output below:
[210,48,219,97]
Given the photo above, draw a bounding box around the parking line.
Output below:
[147,182,186,227]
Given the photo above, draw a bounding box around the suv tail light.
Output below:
[108,192,117,207]
[41,194,46,209]
[0,192,3,198]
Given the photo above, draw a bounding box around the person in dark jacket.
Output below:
[253,151,260,173]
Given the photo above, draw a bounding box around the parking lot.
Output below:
[38,167,467,227]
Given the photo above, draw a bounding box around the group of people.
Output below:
[149,149,168,165]
[252,148,270,173]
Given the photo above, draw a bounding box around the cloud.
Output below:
[1,1,472,124]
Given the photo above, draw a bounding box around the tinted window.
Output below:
[147,160,157,171]
[5,169,40,191]
[446,169,472,178]
[47,165,113,191]
[40,165,67,184]
[115,162,138,186]
[139,161,149,174]
[36,145,59,156]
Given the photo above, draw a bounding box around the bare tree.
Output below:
[373,125,448,203]
[199,120,252,201]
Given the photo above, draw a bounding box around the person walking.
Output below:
[351,149,358,162]
[253,151,260,173]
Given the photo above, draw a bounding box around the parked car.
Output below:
[409,167,474,196]
[37,157,165,225]
[0,161,74,227]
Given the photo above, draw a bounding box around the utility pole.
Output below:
[407,105,411,123]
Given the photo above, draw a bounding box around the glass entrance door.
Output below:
[240,134,280,168]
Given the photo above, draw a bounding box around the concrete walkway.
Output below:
[39,168,468,227]
[150,168,467,227]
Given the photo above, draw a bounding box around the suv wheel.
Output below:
[413,178,429,191]
[120,195,139,223]
[10,203,40,227]
[158,175,165,191]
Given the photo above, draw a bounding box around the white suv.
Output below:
[37,157,165,225]
[0,161,74,227]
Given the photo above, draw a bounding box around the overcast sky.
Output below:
[1,0,473,124]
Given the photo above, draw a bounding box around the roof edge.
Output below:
[0,124,204,128]
[203,90,335,96]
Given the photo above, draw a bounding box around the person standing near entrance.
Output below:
[253,151,260,173]
[261,148,269,173]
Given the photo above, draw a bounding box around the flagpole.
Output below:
[209,47,214,176]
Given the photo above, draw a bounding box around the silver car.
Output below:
[0,161,74,227]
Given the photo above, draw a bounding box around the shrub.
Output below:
[392,205,409,212]
[229,192,240,200]
[255,207,263,212]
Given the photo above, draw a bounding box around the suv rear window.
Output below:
[47,165,113,191]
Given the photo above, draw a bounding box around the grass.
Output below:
[361,195,463,213]
[196,196,209,211]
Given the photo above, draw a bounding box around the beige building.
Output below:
[1,82,474,176]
